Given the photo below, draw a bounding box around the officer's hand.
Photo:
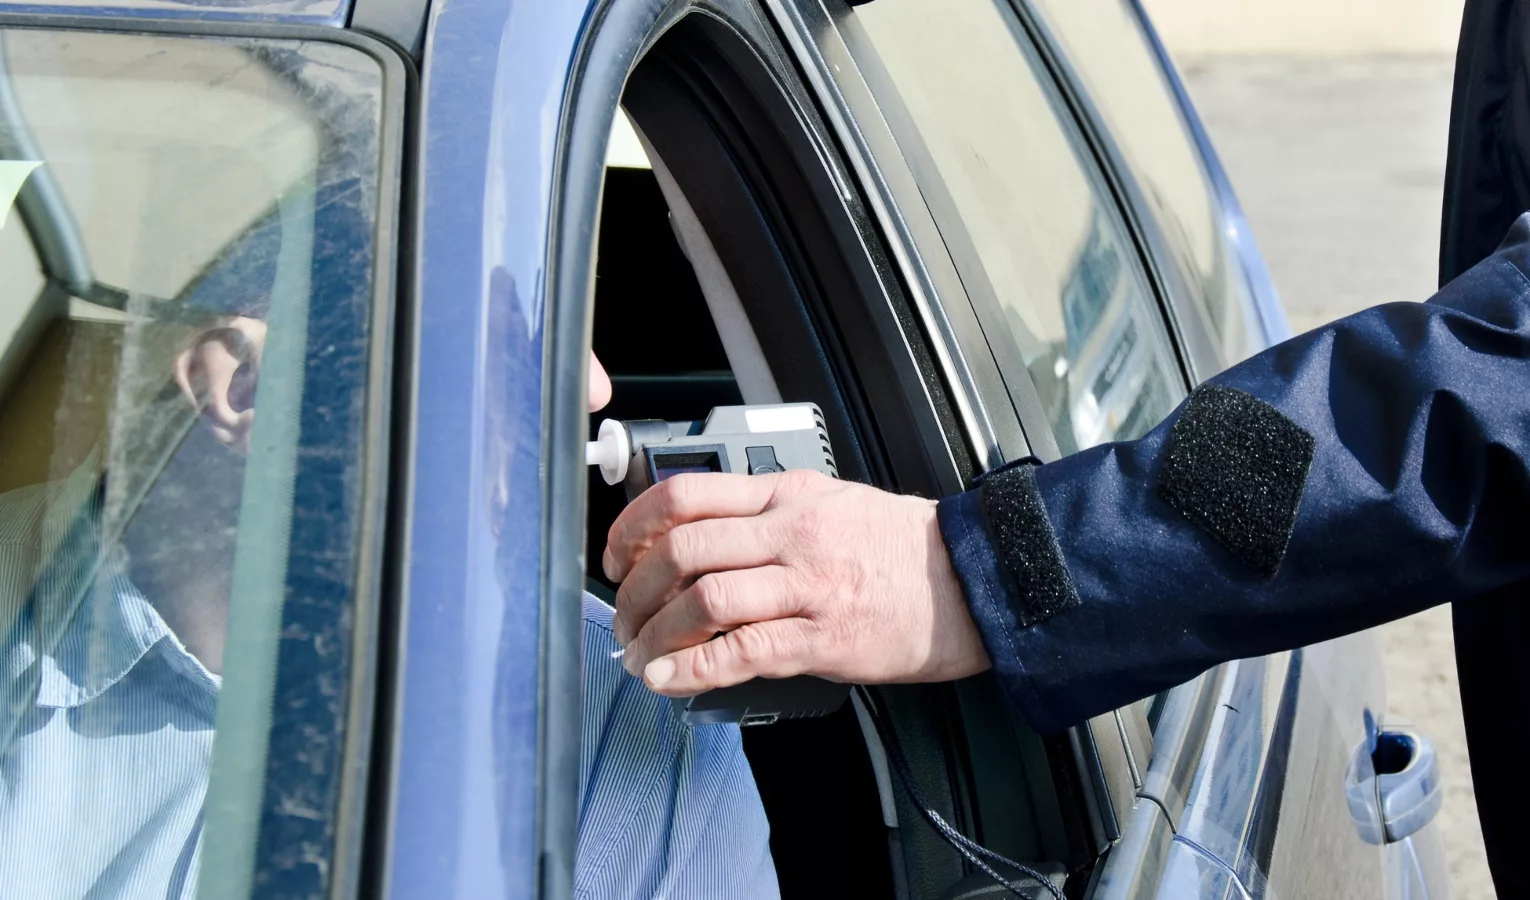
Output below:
[604,470,991,696]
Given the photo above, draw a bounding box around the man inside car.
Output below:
[0,304,777,898]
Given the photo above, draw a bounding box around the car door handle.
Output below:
[1345,726,1443,844]
[1374,728,1444,842]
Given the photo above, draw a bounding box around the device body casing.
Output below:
[620,402,838,500]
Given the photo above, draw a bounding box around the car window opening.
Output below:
[579,13,1086,897]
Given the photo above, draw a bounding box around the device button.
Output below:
[746,446,781,475]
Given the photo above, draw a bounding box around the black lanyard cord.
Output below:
[854,685,1068,900]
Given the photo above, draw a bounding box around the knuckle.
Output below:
[686,642,719,682]
[606,518,630,560]
[659,474,697,520]
[656,529,688,574]
[614,587,642,627]
[667,522,709,574]
[690,573,732,624]
[729,626,773,667]
[775,468,822,497]
[778,570,814,616]
[803,467,831,486]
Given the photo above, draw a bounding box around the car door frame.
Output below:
[528,0,1137,896]
[1010,3,1414,899]
[767,0,1153,875]
[780,3,1368,900]
[378,0,625,896]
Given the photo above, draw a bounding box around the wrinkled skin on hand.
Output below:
[604,469,992,696]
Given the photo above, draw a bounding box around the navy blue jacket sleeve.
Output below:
[939,212,1530,735]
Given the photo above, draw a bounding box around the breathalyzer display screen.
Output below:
[650,448,725,483]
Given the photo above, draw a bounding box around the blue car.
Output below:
[0,0,1450,897]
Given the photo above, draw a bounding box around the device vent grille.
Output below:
[813,409,838,479]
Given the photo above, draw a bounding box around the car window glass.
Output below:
[1029,0,1263,365]
[0,30,386,898]
[0,210,42,347]
[845,0,1185,457]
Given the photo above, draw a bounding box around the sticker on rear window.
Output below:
[0,160,41,229]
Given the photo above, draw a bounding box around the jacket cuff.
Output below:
[937,488,1068,733]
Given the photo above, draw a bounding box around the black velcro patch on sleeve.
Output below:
[1157,385,1315,578]
[978,464,1080,626]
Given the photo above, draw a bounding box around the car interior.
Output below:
[582,13,1094,900]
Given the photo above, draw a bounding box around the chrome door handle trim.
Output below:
[1377,729,1444,843]
[1345,727,1444,844]
[1136,666,1225,828]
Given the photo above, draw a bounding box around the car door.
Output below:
[419,0,1145,896]
[781,0,1442,899]
[380,1,1432,899]
[825,0,1402,896]
[608,5,1124,897]
[769,0,1157,886]
[1019,3,1447,898]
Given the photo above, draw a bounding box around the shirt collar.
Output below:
[3,459,219,708]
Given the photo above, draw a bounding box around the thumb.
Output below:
[641,619,818,696]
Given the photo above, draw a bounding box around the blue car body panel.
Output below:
[1160,837,1253,900]
[385,1,592,897]
[0,0,347,26]
[1121,6,1441,899]
[1171,646,1390,899]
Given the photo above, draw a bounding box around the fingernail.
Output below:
[645,657,675,689]
[612,619,629,646]
[602,548,616,581]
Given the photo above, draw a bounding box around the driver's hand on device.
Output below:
[604,470,992,696]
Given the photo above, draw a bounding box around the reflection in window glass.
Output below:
[0,31,386,898]
[847,0,1184,456]
[1029,0,1263,365]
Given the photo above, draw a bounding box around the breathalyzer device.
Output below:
[587,403,850,726]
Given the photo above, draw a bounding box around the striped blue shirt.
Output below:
[578,595,778,899]
[0,467,778,898]
[0,465,216,899]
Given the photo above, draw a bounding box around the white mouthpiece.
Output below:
[585,419,631,485]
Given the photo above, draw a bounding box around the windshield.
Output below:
[0,28,390,898]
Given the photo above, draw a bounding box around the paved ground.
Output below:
[1177,57,1491,898]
